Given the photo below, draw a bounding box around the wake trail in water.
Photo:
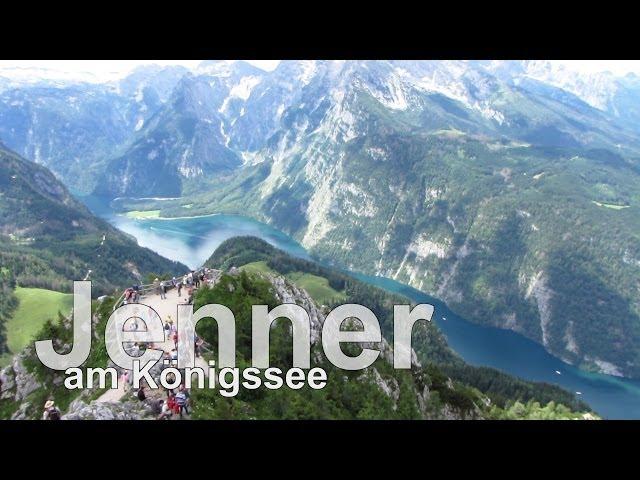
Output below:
[148,226,210,240]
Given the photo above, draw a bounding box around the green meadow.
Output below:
[241,261,346,305]
[124,210,161,219]
[0,287,73,367]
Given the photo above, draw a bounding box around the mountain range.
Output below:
[0,143,187,296]
[0,60,639,378]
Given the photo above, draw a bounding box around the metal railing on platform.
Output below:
[112,267,220,311]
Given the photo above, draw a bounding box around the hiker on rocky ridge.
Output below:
[43,400,61,420]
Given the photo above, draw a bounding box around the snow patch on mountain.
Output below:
[519,60,618,111]
[230,76,262,100]
[364,73,409,110]
[367,147,388,161]
[298,61,318,85]
[219,121,231,147]
[219,75,263,115]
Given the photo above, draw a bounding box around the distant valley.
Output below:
[1,60,639,380]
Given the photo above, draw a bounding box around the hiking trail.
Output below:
[96,284,211,405]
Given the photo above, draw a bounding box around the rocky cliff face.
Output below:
[175,67,640,378]
[62,398,155,420]
[264,270,484,419]
[95,75,242,198]
[1,354,41,406]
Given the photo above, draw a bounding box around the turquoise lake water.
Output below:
[81,195,640,419]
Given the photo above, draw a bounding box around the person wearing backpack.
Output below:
[137,386,146,401]
[132,284,140,302]
[43,400,61,420]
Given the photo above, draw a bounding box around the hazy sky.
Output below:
[0,60,279,82]
[0,60,638,83]
[560,60,640,75]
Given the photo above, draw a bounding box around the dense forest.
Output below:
[191,271,437,419]
[0,269,18,355]
[189,269,592,419]
[0,144,187,296]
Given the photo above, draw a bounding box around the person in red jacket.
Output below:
[167,392,179,415]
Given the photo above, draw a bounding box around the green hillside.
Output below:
[0,236,596,420]
[241,260,346,305]
[205,236,591,413]
[0,144,187,296]
[191,268,592,420]
[4,287,73,360]
[0,270,18,366]
[0,144,188,357]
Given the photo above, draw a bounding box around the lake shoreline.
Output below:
[77,194,640,418]
[122,211,222,221]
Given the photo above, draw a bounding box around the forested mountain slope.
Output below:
[0,144,187,295]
